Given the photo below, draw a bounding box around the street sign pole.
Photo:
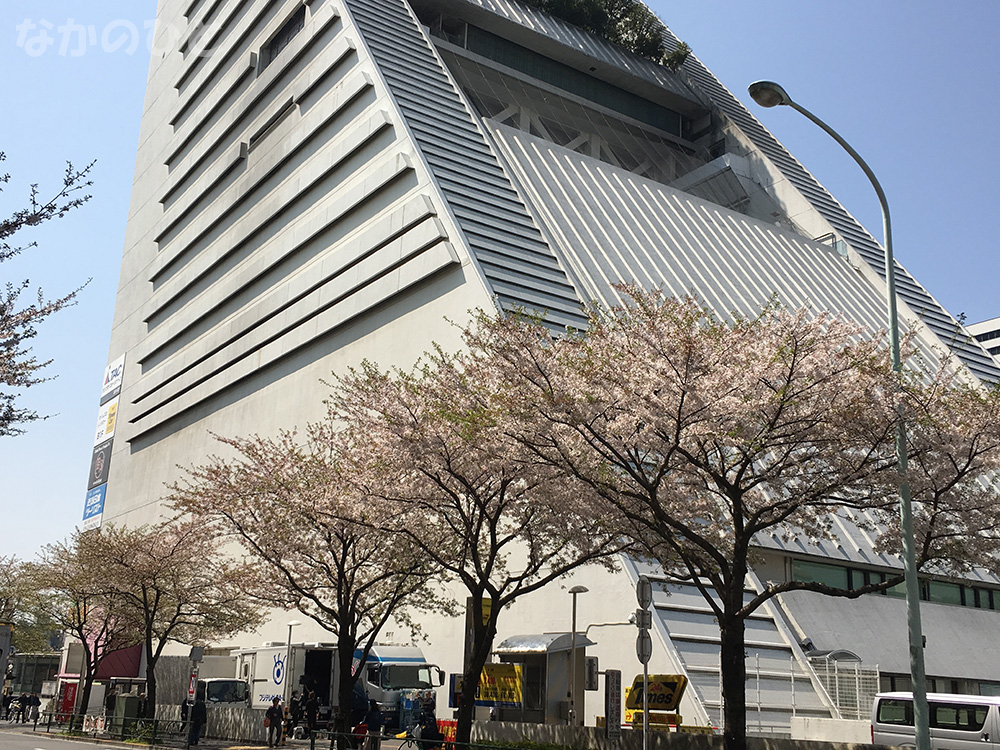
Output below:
[635,577,652,750]
[643,661,649,750]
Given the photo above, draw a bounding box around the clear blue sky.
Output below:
[2,1,998,560]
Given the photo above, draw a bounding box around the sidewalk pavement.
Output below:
[0,719,265,749]
[0,720,406,750]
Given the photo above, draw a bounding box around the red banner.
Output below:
[59,682,78,719]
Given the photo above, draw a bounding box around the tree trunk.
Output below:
[335,636,360,750]
[454,599,498,747]
[719,614,747,750]
[144,634,157,718]
[78,665,95,724]
[75,635,96,728]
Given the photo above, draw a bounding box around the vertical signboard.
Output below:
[605,669,622,741]
[0,623,11,691]
[82,355,125,532]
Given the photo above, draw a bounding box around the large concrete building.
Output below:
[89,0,1000,736]
[969,317,1000,363]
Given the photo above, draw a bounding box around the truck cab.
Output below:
[359,645,444,730]
[197,677,250,704]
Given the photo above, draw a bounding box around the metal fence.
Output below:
[34,712,189,747]
[808,657,879,720]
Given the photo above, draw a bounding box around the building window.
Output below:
[927,581,963,606]
[261,6,306,72]
[791,558,1000,611]
[791,559,848,588]
[975,329,1000,343]
[980,682,1000,696]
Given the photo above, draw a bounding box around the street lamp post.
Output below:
[747,79,929,750]
[568,585,589,726]
[285,619,302,706]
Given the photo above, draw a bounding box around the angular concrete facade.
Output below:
[97,0,1000,735]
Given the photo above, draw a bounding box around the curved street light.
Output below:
[748,79,929,750]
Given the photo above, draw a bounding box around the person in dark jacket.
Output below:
[27,693,41,723]
[188,697,207,746]
[265,697,284,747]
[304,691,319,736]
[104,687,118,717]
[416,713,444,750]
[289,690,303,730]
[363,700,383,750]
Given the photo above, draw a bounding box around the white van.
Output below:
[872,692,1000,749]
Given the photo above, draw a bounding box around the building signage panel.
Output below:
[448,664,523,707]
[93,396,119,446]
[100,354,126,404]
[82,485,106,531]
[88,439,113,491]
[624,674,687,711]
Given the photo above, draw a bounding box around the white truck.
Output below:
[233,642,444,730]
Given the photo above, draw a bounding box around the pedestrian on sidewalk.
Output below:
[265,697,283,748]
[187,696,207,746]
[363,699,383,750]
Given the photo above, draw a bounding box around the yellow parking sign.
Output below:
[624,674,687,711]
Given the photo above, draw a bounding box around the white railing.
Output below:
[808,657,879,720]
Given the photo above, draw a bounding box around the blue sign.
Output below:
[273,653,285,686]
[83,484,106,521]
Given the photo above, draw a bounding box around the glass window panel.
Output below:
[877,698,913,726]
[930,702,988,731]
[791,560,849,588]
[927,581,962,605]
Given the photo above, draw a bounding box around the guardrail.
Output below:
[34,711,190,747]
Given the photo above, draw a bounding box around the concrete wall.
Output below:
[158,702,269,745]
[789,717,870,744]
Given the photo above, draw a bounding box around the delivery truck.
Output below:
[233,642,443,730]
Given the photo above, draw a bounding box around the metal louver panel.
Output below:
[343,0,588,330]
[487,120,941,369]
[657,33,1000,384]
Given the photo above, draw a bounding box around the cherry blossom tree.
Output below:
[892,364,1000,572]
[90,520,264,718]
[0,555,32,625]
[331,354,628,746]
[461,290,915,750]
[34,532,142,721]
[458,288,1000,749]
[170,429,447,747]
[1,154,93,437]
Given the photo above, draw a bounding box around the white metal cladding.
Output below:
[486,121,938,356]
[780,588,1000,679]
[125,0,465,439]
[622,556,837,734]
[656,34,1000,384]
[342,0,589,330]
